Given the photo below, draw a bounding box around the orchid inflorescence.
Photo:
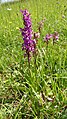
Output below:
[20,9,36,63]
[38,17,46,33]
[20,9,59,62]
[44,32,59,45]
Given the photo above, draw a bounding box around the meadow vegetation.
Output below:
[0,0,67,118]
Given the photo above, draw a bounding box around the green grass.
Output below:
[0,0,67,118]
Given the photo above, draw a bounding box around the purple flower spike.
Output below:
[20,9,36,62]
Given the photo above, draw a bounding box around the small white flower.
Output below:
[54,105,58,108]
[7,8,12,11]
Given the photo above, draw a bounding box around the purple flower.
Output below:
[52,32,59,45]
[20,9,36,62]
[44,34,52,42]
[43,31,59,46]
[52,32,59,40]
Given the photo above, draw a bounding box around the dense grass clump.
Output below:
[0,0,67,118]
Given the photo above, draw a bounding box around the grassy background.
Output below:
[0,0,67,118]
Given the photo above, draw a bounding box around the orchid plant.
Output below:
[20,9,59,65]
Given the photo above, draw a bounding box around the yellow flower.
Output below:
[9,22,12,24]
[16,27,19,30]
